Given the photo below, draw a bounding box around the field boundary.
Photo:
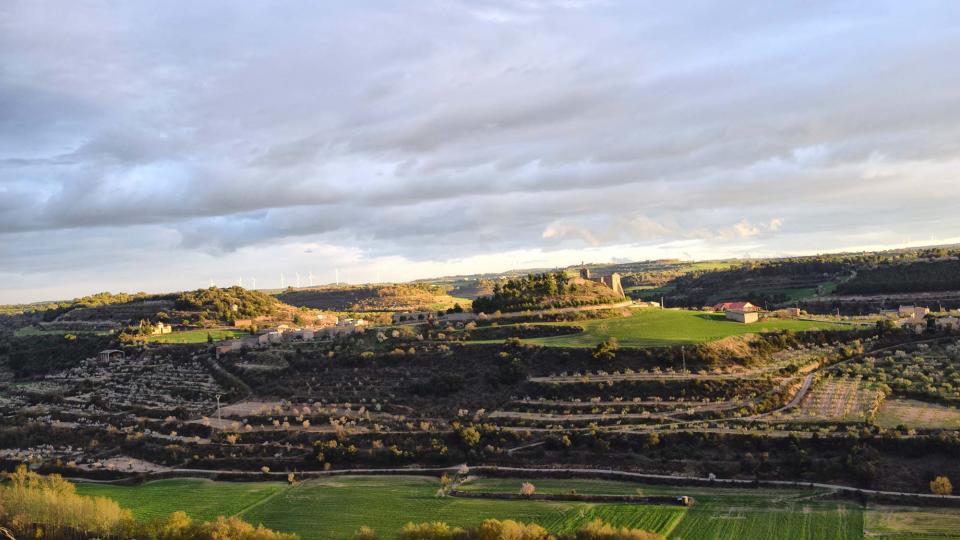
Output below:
[447,489,692,506]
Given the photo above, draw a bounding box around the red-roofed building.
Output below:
[713,301,758,312]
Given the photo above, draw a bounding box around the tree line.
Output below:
[0,465,295,539]
[836,260,960,294]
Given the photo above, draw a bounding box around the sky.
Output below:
[2,1,960,304]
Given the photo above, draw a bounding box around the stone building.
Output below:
[578,268,626,298]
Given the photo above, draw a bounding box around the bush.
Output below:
[931,476,953,495]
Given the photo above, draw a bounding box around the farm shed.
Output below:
[726,309,759,324]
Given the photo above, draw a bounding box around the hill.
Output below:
[471,272,625,314]
[276,283,469,312]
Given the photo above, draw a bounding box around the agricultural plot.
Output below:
[460,478,864,540]
[864,505,960,539]
[238,476,686,540]
[78,476,891,540]
[76,479,284,522]
[832,345,960,404]
[776,377,883,423]
[874,398,960,429]
[671,500,862,540]
[145,328,248,344]
[507,309,853,348]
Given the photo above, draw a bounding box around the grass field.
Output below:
[500,309,854,348]
[70,475,934,540]
[865,505,960,538]
[875,398,960,429]
[144,328,248,344]
[76,479,284,521]
[13,326,110,337]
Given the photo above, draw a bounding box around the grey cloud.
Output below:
[2,0,960,302]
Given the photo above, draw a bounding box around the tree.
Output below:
[931,476,953,495]
[460,427,481,447]
[592,338,619,362]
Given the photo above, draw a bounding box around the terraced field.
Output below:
[776,377,884,423]
[74,475,946,540]
[497,309,854,348]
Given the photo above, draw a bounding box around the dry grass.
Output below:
[865,505,960,537]
[875,398,960,429]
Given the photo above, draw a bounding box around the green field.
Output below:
[144,328,248,344]
[76,479,284,521]
[13,326,110,337]
[486,309,855,348]
[70,475,948,540]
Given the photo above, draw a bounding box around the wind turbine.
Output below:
[238,277,243,287]
[296,272,301,288]
[251,277,257,290]
[308,271,314,287]
[280,273,285,288]
[335,268,339,286]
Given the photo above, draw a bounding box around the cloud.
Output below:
[2,1,960,302]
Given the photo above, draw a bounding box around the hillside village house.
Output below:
[937,316,960,331]
[97,349,125,363]
[150,321,173,335]
[899,305,931,318]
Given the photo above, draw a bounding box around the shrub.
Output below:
[571,519,664,540]
[931,476,953,495]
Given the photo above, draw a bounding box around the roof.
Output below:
[713,302,757,312]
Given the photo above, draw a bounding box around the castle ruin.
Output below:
[579,267,626,298]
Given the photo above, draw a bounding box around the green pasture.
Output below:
[13,326,110,337]
[76,478,284,521]
[72,475,959,540]
[144,328,248,344]
[476,309,855,348]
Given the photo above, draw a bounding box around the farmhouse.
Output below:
[713,301,758,312]
[578,267,626,297]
